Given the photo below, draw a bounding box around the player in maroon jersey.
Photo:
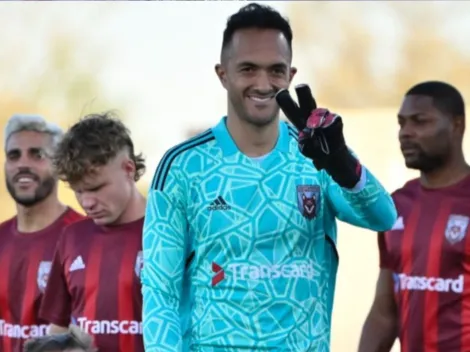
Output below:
[358,81,470,352]
[0,114,84,352]
[39,112,146,352]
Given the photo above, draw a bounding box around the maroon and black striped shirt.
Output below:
[0,207,83,352]
[39,217,144,352]
[379,175,470,352]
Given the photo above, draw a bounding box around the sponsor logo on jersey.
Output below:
[211,262,225,286]
[207,196,231,211]
[37,261,52,293]
[135,250,143,278]
[445,214,469,244]
[0,320,48,339]
[211,262,316,286]
[296,185,320,220]
[393,273,464,294]
[73,317,142,335]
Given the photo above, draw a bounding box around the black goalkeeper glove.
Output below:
[275,84,362,189]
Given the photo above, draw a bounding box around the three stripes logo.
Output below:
[211,262,225,286]
[207,196,231,211]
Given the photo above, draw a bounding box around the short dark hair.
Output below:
[221,3,293,59]
[53,111,145,184]
[406,81,465,118]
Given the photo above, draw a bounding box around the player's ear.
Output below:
[289,66,297,84]
[453,115,466,136]
[215,64,228,89]
[122,158,136,181]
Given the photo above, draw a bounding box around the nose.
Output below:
[398,121,416,142]
[254,70,272,92]
[78,193,97,212]
[16,154,34,169]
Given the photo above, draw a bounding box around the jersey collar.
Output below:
[212,116,290,157]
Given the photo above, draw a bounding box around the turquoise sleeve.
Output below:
[141,160,188,352]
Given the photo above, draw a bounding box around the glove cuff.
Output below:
[313,147,361,189]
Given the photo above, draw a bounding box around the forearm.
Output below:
[341,167,397,231]
[358,314,397,352]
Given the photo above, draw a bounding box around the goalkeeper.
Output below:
[141,3,397,351]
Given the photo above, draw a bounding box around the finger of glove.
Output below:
[295,84,317,119]
[318,111,341,129]
[298,130,322,157]
[306,108,330,129]
[298,128,310,141]
[275,89,306,130]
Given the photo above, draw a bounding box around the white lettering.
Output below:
[0,320,48,339]
[395,273,464,294]
[228,263,316,281]
[75,317,142,335]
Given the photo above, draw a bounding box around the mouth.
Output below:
[247,94,275,103]
[400,147,420,157]
[400,142,420,154]
[87,212,105,219]
[14,175,38,185]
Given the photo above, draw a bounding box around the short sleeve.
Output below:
[39,232,72,327]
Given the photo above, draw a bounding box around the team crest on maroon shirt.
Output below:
[37,261,52,293]
[135,251,143,278]
[296,185,320,220]
[445,214,470,245]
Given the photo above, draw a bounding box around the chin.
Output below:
[403,157,420,169]
[404,158,433,172]
[91,216,112,226]
[245,113,278,127]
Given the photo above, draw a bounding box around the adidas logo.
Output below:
[207,196,231,211]
[69,255,85,272]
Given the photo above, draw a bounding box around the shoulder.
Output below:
[452,174,470,195]
[60,218,96,240]
[280,120,303,155]
[152,129,216,191]
[61,207,86,225]
[282,120,300,143]
[280,121,322,174]
[162,129,216,166]
[0,217,15,234]
[392,178,420,201]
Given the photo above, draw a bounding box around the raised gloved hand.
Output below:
[275,84,362,189]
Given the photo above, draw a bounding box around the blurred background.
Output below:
[2,1,470,351]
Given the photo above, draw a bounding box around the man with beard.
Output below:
[0,114,83,352]
[141,3,396,351]
[358,81,470,352]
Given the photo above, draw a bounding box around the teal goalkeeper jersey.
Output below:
[142,117,397,352]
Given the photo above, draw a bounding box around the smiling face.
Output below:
[216,28,296,127]
[4,130,57,207]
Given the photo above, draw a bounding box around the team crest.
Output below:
[134,251,143,278]
[296,185,320,220]
[37,261,52,293]
[445,214,469,245]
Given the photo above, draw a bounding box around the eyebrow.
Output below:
[7,146,44,152]
[236,61,288,69]
[397,112,425,119]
